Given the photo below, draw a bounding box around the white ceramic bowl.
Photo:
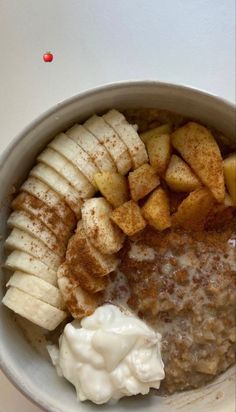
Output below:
[0,81,235,412]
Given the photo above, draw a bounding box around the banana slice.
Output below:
[7,272,65,309]
[103,109,148,169]
[38,148,95,198]
[30,163,82,218]
[57,263,99,319]
[64,233,108,293]
[71,264,107,293]
[8,210,65,257]
[5,228,61,271]
[49,133,99,188]
[2,287,67,331]
[12,192,73,245]
[82,198,124,254]
[5,251,57,285]
[21,177,76,229]
[66,124,116,173]
[66,221,118,277]
[84,115,132,175]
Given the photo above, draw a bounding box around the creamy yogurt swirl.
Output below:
[48,304,165,404]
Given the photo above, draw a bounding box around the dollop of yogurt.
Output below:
[48,304,164,404]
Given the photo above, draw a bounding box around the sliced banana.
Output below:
[57,263,99,319]
[103,109,148,169]
[49,133,99,188]
[71,264,107,293]
[66,124,117,173]
[21,177,76,229]
[12,192,73,245]
[64,234,108,293]
[2,287,67,331]
[7,272,65,309]
[5,228,61,271]
[8,210,65,257]
[82,198,124,254]
[84,115,132,175]
[30,163,82,218]
[66,221,118,277]
[60,260,106,294]
[38,148,95,198]
[5,251,57,285]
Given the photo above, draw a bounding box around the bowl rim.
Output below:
[0,79,235,412]
[0,79,235,172]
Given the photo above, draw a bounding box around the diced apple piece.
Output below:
[111,200,146,236]
[128,164,160,201]
[195,358,219,375]
[172,187,214,230]
[224,192,234,207]
[165,154,201,192]
[140,124,172,144]
[94,172,129,208]
[142,188,171,231]
[171,122,225,202]
[223,153,236,205]
[146,134,171,176]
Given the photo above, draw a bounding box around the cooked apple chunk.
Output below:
[224,192,234,206]
[94,172,129,208]
[172,187,214,230]
[146,134,171,176]
[142,187,171,231]
[171,122,225,202]
[128,164,160,201]
[223,153,236,205]
[111,200,146,236]
[165,154,201,192]
[140,124,172,144]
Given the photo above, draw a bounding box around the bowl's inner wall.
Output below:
[0,82,235,412]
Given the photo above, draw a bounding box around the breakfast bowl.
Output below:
[0,81,235,412]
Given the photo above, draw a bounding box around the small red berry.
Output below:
[43,52,53,62]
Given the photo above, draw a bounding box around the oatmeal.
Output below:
[106,211,236,393]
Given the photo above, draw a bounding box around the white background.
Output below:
[0,0,235,410]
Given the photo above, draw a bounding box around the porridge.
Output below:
[107,218,236,393]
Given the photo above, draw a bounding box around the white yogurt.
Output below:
[48,304,164,404]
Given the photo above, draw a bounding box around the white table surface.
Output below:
[0,0,235,410]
